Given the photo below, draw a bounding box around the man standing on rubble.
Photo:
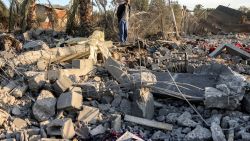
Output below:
[116,0,131,45]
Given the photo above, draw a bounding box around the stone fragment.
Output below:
[57,91,83,110]
[131,88,154,119]
[81,82,100,98]
[210,122,226,141]
[77,105,100,124]
[12,107,21,116]
[32,90,56,122]
[46,118,75,139]
[204,87,242,110]
[28,73,46,92]
[12,85,28,98]
[111,114,121,131]
[104,57,130,84]
[23,40,49,50]
[185,125,212,141]
[2,81,16,93]
[52,75,72,95]
[13,118,27,130]
[29,135,41,141]
[151,131,170,140]
[89,125,106,136]
[111,95,122,108]
[177,112,198,127]
[166,113,179,123]
[119,98,131,115]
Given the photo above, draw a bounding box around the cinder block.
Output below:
[72,59,94,70]
[57,91,83,110]
[46,118,75,139]
[52,75,72,95]
[77,105,100,124]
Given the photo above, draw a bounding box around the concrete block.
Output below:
[52,75,72,95]
[46,118,75,139]
[28,73,46,92]
[131,88,154,119]
[57,91,83,110]
[32,90,56,122]
[72,59,94,70]
[111,114,121,131]
[69,86,82,94]
[89,125,106,136]
[77,105,100,124]
[59,69,93,77]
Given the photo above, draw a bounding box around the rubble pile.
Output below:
[0,29,250,141]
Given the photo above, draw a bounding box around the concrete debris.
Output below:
[204,87,242,110]
[57,91,83,110]
[177,111,198,127]
[0,28,250,141]
[12,118,27,130]
[89,124,106,136]
[77,105,100,124]
[124,115,173,130]
[46,118,75,139]
[210,122,226,141]
[185,125,212,141]
[116,131,144,141]
[52,75,72,95]
[131,88,154,119]
[32,90,57,122]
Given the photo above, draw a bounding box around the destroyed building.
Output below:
[0,1,250,141]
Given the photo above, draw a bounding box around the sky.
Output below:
[2,0,250,10]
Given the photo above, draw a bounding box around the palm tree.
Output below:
[79,0,93,36]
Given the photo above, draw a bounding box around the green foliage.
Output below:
[239,6,249,13]
[131,0,149,11]
[0,0,8,17]
[193,4,204,17]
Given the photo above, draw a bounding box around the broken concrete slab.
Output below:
[89,125,106,136]
[185,125,212,141]
[105,57,130,84]
[32,90,56,122]
[210,122,226,141]
[131,88,154,119]
[46,118,75,139]
[124,115,173,131]
[77,105,100,124]
[209,44,250,59]
[204,87,242,110]
[52,75,72,95]
[130,71,157,86]
[57,91,83,110]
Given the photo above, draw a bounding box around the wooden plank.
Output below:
[124,115,173,131]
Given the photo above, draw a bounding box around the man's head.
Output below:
[126,0,130,4]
